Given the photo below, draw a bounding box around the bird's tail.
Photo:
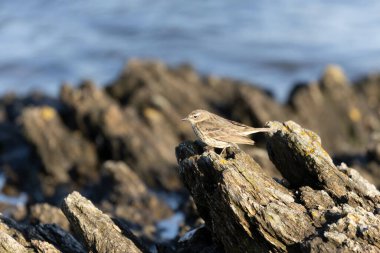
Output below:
[242,127,273,135]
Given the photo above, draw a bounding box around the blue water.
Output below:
[1,1,380,100]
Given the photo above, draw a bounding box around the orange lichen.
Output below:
[41,106,56,121]
[349,107,361,122]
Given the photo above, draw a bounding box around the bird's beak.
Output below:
[182,117,189,121]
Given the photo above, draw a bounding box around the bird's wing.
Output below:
[211,114,249,131]
[199,121,255,145]
[227,118,251,129]
[213,132,255,145]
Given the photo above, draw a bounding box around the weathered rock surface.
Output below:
[61,191,148,253]
[60,82,182,190]
[1,191,151,253]
[0,231,28,253]
[266,121,380,209]
[0,213,85,253]
[176,141,315,252]
[20,106,98,200]
[176,120,380,253]
[99,161,173,241]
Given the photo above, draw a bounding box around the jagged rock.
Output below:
[176,141,315,253]
[60,82,182,190]
[26,224,86,253]
[176,120,380,253]
[303,205,380,253]
[0,215,31,249]
[1,214,84,253]
[266,120,380,209]
[61,191,148,253]
[20,106,98,199]
[0,231,28,253]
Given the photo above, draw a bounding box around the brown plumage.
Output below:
[182,109,272,149]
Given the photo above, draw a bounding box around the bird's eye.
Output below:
[193,115,198,118]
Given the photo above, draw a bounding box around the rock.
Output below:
[106,60,260,117]
[61,191,148,253]
[60,82,182,190]
[30,203,70,231]
[0,118,40,205]
[26,224,86,253]
[287,65,371,154]
[176,141,315,253]
[20,106,98,200]
[0,231,28,253]
[1,60,380,252]
[0,92,62,123]
[303,205,380,253]
[1,213,85,253]
[99,161,173,237]
[243,147,281,178]
[230,84,289,127]
[320,64,348,89]
[355,73,380,131]
[176,120,380,253]
[105,60,282,141]
[266,120,380,209]
[106,60,212,116]
[0,215,31,249]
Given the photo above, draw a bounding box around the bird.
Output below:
[182,109,272,153]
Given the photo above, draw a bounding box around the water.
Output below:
[1,0,380,100]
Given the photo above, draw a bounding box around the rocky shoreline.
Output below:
[0,60,379,252]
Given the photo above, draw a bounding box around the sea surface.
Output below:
[1,0,380,100]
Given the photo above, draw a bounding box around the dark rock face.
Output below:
[0,60,379,252]
[60,82,183,190]
[20,106,98,195]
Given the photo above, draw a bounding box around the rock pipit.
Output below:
[182,109,272,153]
